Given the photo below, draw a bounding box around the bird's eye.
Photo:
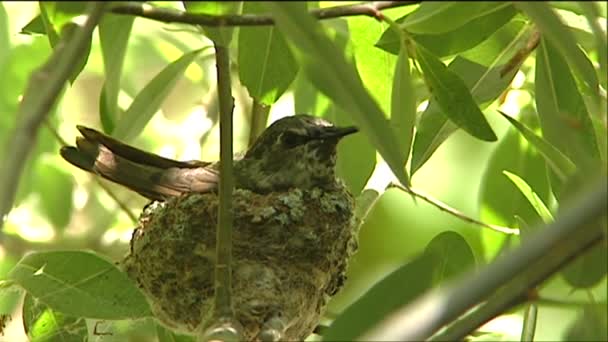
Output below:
[282,131,305,148]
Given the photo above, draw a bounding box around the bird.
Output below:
[60,114,359,199]
[59,114,360,341]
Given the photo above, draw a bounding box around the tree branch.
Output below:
[109,1,419,27]
[0,2,108,232]
[361,177,607,341]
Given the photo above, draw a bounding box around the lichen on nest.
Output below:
[121,184,358,341]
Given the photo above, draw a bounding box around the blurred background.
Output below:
[0,2,606,341]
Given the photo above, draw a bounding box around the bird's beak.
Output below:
[317,126,359,140]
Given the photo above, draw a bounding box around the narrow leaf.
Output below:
[391,37,416,183]
[323,253,436,341]
[238,2,298,105]
[9,251,152,320]
[503,171,554,223]
[499,111,577,181]
[264,3,409,187]
[377,5,517,57]
[113,48,207,141]
[99,14,134,133]
[423,231,476,286]
[411,22,531,174]
[415,45,497,142]
[402,2,507,34]
[534,38,600,167]
[516,3,599,96]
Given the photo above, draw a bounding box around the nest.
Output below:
[121,185,357,341]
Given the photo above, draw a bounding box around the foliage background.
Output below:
[0,1,606,341]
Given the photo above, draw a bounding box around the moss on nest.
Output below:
[121,184,357,341]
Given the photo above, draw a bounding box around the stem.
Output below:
[0,2,108,231]
[213,42,235,321]
[248,99,270,147]
[389,183,519,235]
[109,1,419,27]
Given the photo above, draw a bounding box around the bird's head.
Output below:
[236,114,358,192]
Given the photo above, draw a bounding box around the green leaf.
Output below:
[322,253,436,341]
[565,303,608,341]
[23,293,87,342]
[33,158,74,230]
[8,251,152,320]
[579,3,607,86]
[411,44,526,174]
[324,105,376,196]
[376,5,517,57]
[238,2,298,105]
[516,3,599,96]
[561,239,608,289]
[264,2,409,187]
[183,2,240,46]
[391,37,416,182]
[401,2,508,34]
[348,14,396,116]
[0,3,8,66]
[20,15,46,35]
[503,171,554,223]
[479,116,551,229]
[99,14,134,133]
[423,231,476,286]
[498,111,577,181]
[113,48,208,141]
[534,38,600,169]
[415,45,497,142]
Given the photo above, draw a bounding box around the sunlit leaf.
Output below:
[517,2,599,96]
[99,14,134,133]
[391,37,416,181]
[23,293,87,342]
[376,5,517,57]
[9,251,152,320]
[113,48,208,141]
[183,2,240,45]
[480,115,551,229]
[401,2,507,34]
[498,111,577,181]
[238,2,298,105]
[503,170,554,223]
[264,2,409,187]
[534,38,600,169]
[415,44,497,141]
[33,159,74,230]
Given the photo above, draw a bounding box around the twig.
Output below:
[388,182,519,235]
[213,42,236,323]
[0,2,108,231]
[361,178,607,341]
[109,1,419,27]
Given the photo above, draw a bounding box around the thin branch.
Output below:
[213,42,236,323]
[388,182,520,235]
[0,2,108,231]
[361,177,607,341]
[109,1,419,27]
